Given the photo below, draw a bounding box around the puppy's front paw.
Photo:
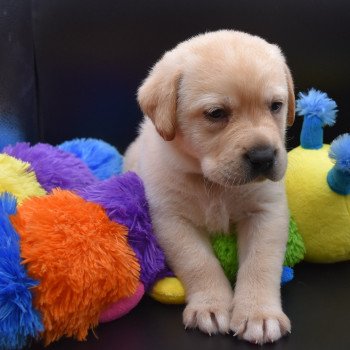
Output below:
[183,294,232,335]
[230,303,291,344]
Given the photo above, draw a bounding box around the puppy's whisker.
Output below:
[203,177,213,197]
[217,169,238,187]
[216,168,247,187]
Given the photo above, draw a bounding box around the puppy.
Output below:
[124,30,295,344]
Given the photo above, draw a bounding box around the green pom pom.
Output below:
[284,216,306,266]
[211,216,305,284]
[211,233,238,284]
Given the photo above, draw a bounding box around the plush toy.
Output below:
[10,189,140,345]
[0,141,167,349]
[3,141,168,292]
[286,89,350,262]
[0,137,305,348]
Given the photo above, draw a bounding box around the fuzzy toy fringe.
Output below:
[329,134,350,173]
[296,88,337,125]
[78,172,167,291]
[4,143,97,192]
[0,193,43,350]
[11,190,140,345]
[59,138,123,180]
[0,154,46,204]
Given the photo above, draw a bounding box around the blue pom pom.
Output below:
[59,138,124,180]
[281,266,294,284]
[296,89,338,149]
[0,193,43,350]
[296,89,338,126]
[329,134,350,173]
[327,134,350,195]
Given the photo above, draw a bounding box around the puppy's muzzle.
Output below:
[245,146,277,176]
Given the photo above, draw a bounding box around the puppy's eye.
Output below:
[270,102,283,113]
[204,108,228,121]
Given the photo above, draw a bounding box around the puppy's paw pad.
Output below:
[183,304,230,335]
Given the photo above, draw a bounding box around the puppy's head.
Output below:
[138,30,295,186]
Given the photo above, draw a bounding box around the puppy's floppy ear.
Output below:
[284,64,295,126]
[137,52,181,141]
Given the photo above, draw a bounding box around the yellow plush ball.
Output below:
[286,145,350,262]
[150,277,186,304]
[0,154,46,204]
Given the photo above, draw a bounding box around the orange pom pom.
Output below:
[11,190,140,344]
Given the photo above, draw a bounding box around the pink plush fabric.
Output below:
[99,283,145,323]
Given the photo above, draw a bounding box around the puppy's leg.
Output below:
[230,208,290,344]
[154,217,233,335]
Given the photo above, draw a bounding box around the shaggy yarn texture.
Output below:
[0,193,43,350]
[59,138,123,180]
[78,172,168,291]
[11,190,140,344]
[3,143,97,192]
[0,154,46,204]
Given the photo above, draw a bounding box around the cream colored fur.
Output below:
[124,30,295,344]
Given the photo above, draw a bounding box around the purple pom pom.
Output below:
[78,172,168,290]
[3,143,97,192]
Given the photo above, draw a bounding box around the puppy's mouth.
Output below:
[208,168,279,188]
[204,159,285,187]
[207,170,283,189]
[202,146,287,187]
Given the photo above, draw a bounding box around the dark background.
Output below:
[0,0,38,149]
[1,1,350,349]
[31,0,350,152]
[29,262,350,350]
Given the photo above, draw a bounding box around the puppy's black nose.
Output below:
[245,146,276,173]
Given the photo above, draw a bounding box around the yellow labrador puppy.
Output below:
[124,30,295,344]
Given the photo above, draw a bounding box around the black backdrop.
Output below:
[31,0,350,152]
[0,0,38,148]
